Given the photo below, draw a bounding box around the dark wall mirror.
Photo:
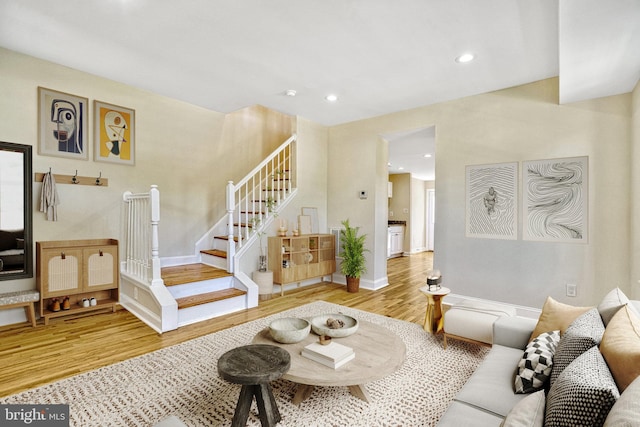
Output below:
[0,141,33,280]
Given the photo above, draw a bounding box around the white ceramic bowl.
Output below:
[310,313,359,337]
[269,317,311,343]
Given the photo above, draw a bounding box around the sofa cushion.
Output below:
[600,305,640,392]
[604,375,640,426]
[549,308,605,387]
[500,390,545,427]
[545,347,619,427]
[436,400,504,427]
[454,344,529,417]
[515,330,560,393]
[598,287,631,326]
[529,296,591,342]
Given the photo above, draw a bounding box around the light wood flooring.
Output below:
[0,252,433,398]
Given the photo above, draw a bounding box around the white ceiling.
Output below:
[1,0,638,179]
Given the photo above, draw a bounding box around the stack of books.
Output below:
[301,341,355,369]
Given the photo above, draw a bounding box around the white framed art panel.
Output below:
[465,162,518,240]
[522,156,588,243]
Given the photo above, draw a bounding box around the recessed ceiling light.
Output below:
[285,89,297,97]
[423,153,432,158]
[325,94,338,102]
[455,53,475,63]
[398,167,404,170]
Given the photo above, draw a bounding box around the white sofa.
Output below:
[437,292,640,426]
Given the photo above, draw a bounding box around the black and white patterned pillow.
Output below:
[545,347,620,427]
[515,330,560,393]
[549,308,605,388]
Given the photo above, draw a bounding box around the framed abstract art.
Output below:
[38,87,89,160]
[94,101,135,165]
[522,156,588,243]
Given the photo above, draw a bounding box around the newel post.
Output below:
[149,185,163,285]
[226,181,236,273]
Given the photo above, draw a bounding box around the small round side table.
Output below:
[218,344,291,427]
[419,286,450,334]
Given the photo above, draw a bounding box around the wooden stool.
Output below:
[218,344,291,427]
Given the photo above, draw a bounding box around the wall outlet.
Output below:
[566,283,577,297]
[389,211,394,217]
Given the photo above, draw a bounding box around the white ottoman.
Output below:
[443,300,516,348]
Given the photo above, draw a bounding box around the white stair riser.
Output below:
[200,253,227,270]
[167,276,235,299]
[177,295,247,327]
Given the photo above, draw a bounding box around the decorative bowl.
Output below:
[269,317,311,343]
[310,313,359,338]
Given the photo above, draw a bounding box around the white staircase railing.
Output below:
[224,134,297,272]
[122,184,162,286]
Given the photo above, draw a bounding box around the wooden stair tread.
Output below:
[161,263,231,287]
[201,249,227,258]
[176,288,246,310]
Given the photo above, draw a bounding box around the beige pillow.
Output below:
[600,305,640,392]
[529,296,591,342]
[500,390,545,427]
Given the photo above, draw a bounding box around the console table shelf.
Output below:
[268,234,335,296]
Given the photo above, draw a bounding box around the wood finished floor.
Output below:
[0,252,433,398]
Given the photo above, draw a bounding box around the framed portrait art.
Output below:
[94,101,135,165]
[465,162,518,240]
[38,87,89,160]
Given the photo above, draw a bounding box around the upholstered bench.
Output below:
[443,299,516,348]
[0,290,39,327]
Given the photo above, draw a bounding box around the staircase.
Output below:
[119,135,297,333]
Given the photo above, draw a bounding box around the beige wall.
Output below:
[1,44,637,317]
[631,80,640,300]
[329,78,634,308]
[0,48,303,300]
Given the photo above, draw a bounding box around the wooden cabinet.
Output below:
[36,239,119,324]
[268,234,336,295]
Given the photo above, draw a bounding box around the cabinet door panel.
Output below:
[84,246,118,291]
[42,249,83,297]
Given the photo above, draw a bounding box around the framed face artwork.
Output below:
[94,101,135,165]
[38,87,89,160]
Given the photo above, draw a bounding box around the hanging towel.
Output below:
[40,172,60,221]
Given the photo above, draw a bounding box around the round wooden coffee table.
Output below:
[252,319,406,405]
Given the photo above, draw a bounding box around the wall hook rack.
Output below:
[35,170,109,187]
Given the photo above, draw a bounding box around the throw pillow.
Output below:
[500,390,545,427]
[515,330,560,393]
[549,308,605,387]
[529,296,591,342]
[545,347,620,427]
[604,375,640,426]
[598,287,630,326]
[600,305,640,392]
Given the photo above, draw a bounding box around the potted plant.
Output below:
[339,219,368,293]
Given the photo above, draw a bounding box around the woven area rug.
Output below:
[1,301,489,426]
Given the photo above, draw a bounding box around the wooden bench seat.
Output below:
[0,290,39,327]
